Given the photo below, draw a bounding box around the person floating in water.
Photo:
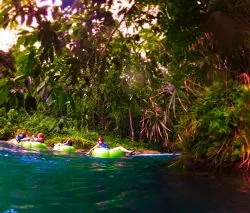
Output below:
[54,138,73,147]
[64,138,73,146]
[87,137,135,155]
[16,131,31,142]
[32,133,45,143]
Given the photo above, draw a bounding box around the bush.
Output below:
[0,116,15,139]
[22,113,58,135]
[7,109,19,123]
[177,81,250,169]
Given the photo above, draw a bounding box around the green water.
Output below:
[0,144,249,213]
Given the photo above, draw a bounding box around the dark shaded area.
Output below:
[61,0,75,9]
[24,95,37,114]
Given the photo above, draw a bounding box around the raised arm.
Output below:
[86,144,99,155]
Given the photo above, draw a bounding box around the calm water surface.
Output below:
[0,144,249,213]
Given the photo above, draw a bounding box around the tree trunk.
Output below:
[129,107,134,141]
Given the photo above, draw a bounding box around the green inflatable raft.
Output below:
[91,148,126,158]
[53,144,76,152]
[19,141,48,150]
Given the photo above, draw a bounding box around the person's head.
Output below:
[17,134,25,141]
[21,131,26,137]
[37,133,44,139]
[98,137,104,144]
[67,138,73,143]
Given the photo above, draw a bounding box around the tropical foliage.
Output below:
[177,81,250,169]
[1,0,250,170]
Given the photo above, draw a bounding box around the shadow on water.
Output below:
[0,143,249,213]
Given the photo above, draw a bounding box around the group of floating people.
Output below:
[11,132,135,156]
[15,131,72,146]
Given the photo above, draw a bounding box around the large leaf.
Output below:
[0,88,9,105]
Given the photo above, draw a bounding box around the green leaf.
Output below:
[0,88,9,105]
[36,81,46,93]
[66,91,76,117]
[0,78,8,87]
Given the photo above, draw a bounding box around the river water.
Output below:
[0,144,249,213]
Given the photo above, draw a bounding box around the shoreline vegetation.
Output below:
[0,112,171,155]
[0,108,249,172]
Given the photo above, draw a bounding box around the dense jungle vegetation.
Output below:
[1,0,250,170]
